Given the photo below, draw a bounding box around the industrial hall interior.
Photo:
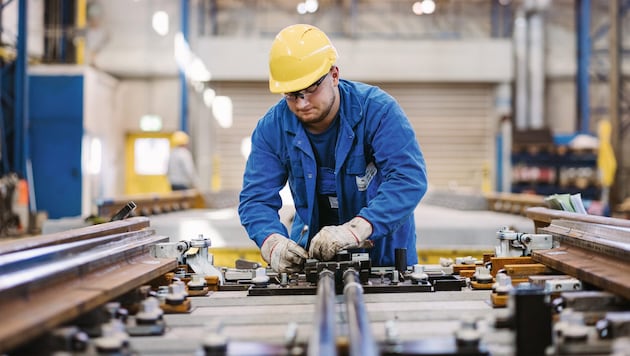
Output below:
[1,0,630,355]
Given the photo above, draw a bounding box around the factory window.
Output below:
[134,138,170,175]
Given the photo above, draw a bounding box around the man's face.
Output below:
[284,67,339,132]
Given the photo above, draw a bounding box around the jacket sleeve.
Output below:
[238,117,290,248]
[358,92,428,240]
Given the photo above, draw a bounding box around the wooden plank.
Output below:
[532,245,630,300]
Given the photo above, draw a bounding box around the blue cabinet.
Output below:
[29,74,84,218]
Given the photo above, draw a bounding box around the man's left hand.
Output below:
[308,217,373,261]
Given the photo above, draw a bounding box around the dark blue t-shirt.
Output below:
[306,116,340,227]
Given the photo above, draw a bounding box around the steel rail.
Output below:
[343,269,378,356]
[0,228,164,292]
[307,269,338,356]
[0,220,176,354]
[0,216,151,256]
[539,220,630,261]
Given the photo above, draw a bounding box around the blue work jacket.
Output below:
[238,79,428,266]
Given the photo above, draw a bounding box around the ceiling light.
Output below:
[305,0,319,13]
[412,1,423,15]
[152,11,169,36]
[203,88,216,108]
[421,0,436,15]
[212,96,233,129]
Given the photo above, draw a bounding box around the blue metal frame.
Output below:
[180,0,189,133]
[13,0,28,178]
[576,0,591,134]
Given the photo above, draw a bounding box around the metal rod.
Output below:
[343,269,378,356]
[308,269,337,356]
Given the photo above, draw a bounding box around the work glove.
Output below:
[260,233,309,273]
[308,217,373,262]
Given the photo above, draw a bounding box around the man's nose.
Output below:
[294,96,309,108]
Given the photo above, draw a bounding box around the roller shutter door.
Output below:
[210,82,495,192]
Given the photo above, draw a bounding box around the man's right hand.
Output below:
[260,233,308,273]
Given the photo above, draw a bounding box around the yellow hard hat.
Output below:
[268,24,338,94]
[171,131,190,146]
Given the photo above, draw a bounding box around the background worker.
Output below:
[167,130,200,191]
[238,24,428,273]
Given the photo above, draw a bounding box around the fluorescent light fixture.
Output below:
[297,0,318,14]
[421,0,436,14]
[412,0,436,15]
[152,11,169,36]
[203,88,216,108]
[188,57,211,82]
[174,32,212,82]
[412,1,423,15]
[305,0,319,13]
[212,96,233,128]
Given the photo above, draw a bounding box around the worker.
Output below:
[238,24,428,273]
[167,130,200,191]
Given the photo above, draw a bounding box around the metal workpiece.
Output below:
[343,269,378,356]
[308,269,337,356]
[151,234,225,285]
[495,226,553,257]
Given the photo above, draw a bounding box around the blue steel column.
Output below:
[576,0,591,134]
[180,0,189,133]
[14,0,28,177]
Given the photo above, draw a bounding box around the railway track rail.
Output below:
[526,207,630,300]
[0,217,176,353]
